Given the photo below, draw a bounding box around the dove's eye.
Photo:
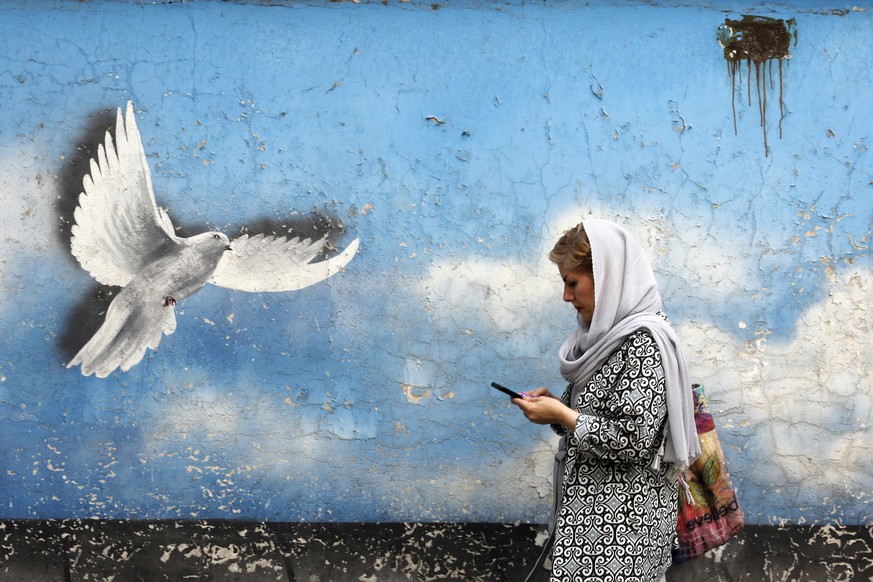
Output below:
[212,234,221,240]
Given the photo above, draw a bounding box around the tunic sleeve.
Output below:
[550,383,573,436]
[567,330,667,465]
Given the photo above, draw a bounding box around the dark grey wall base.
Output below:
[669,523,872,581]
[1,520,870,581]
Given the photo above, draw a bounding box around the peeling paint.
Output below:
[401,383,432,404]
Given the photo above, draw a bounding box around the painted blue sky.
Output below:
[0,1,871,524]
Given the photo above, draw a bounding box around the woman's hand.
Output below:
[522,386,555,399]
[512,388,579,430]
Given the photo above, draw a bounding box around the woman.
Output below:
[513,219,700,582]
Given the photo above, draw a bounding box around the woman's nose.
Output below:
[562,286,573,301]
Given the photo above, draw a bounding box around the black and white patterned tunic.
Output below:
[549,329,677,582]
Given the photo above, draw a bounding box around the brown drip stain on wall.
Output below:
[718,16,797,156]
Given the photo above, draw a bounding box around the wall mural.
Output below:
[66,103,359,377]
[0,0,871,541]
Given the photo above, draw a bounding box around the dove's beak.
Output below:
[225,245,232,251]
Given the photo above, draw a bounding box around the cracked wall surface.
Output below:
[0,0,871,530]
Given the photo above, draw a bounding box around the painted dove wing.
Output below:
[67,102,222,377]
[210,234,360,292]
[70,101,178,287]
[66,101,359,378]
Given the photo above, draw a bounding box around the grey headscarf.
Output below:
[557,219,699,474]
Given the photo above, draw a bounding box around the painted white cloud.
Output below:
[678,267,873,520]
[414,216,873,521]
[0,147,81,327]
[423,257,558,332]
[413,210,762,371]
[0,147,62,258]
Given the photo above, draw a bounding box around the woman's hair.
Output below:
[549,222,593,274]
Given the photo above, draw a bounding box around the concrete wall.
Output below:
[0,0,871,537]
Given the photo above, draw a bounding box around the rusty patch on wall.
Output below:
[717,16,797,156]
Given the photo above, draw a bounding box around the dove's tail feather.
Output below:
[67,293,177,378]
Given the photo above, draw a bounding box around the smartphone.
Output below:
[491,382,523,399]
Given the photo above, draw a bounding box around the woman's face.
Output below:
[559,264,595,324]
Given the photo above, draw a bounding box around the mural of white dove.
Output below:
[66,101,360,378]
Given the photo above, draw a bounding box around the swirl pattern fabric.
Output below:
[550,330,677,582]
